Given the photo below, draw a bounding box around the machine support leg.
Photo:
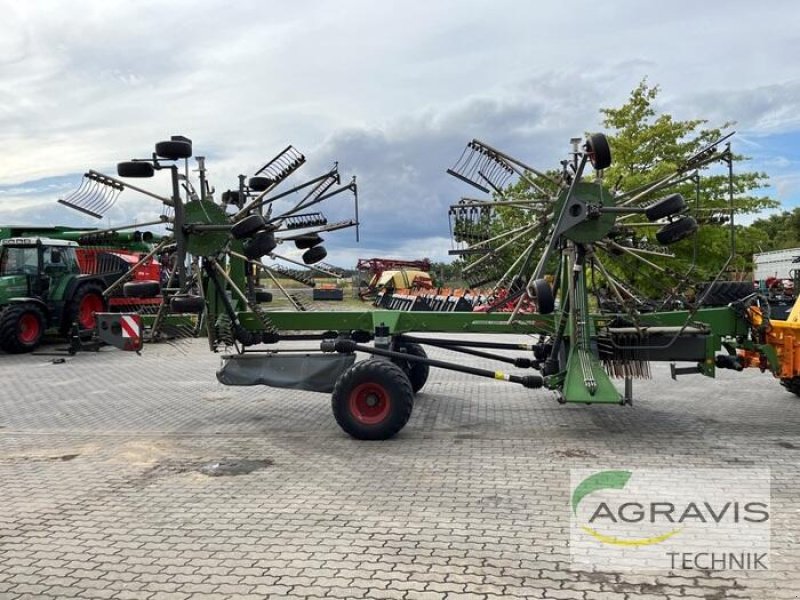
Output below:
[623,376,633,406]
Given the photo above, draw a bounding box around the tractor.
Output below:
[0,237,121,353]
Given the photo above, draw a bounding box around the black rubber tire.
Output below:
[243,230,277,260]
[117,161,154,178]
[392,343,430,394]
[531,278,555,314]
[231,215,266,240]
[62,283,106,334]
[331,360,414,440]
[248,176,273,192]
[656,216,698,245]
[155,139,192,160]
[0,303,45,354]
[645,193,687,222]
[294,233,324,250]
[780,377,800,397]
[697,281,754,307]
[123,280,161,298]
[170,294,205,313]
[255,290,273,303]
[302,246,327,265]
[586,133,612,170]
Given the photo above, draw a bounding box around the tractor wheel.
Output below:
[231,214,266,239]
[530,278,555,314]
[392,342,430,394]
[697,281,754,306]
[331,360,414,440]
[123,280,161,298]
[64,283,106,333]
[645,193,687,222]
[294,233,323,249]
[0,303,45,353]
[248,176,273,192]
[780,377,800,397]
[117,161,154,178]
[155,139,193,160]
[656,216,698,245]
[170,294,205,313]
[243,230,277,260]
[303,246,327,265]
[586,133,612,170]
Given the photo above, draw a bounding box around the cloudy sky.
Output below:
[1,0,798,267]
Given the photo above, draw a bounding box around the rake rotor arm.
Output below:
[471,139,559,185]
[269,252,343,278]
[270,180,357,226]
[80,217,172,238]
[276,219,358,239]
[234,169,338,221]
[86,170,174,206]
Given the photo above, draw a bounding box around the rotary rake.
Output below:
[99,130,800,441]
[61,136,358,345]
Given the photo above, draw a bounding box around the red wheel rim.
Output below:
[79,293,104,329]
[18,313,40,344]
[348,382,391,425]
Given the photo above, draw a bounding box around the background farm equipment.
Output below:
[0,237,123,353]
[0,225,171,353]
[356,257,432,300]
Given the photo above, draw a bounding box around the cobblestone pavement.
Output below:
[1,335,799,600]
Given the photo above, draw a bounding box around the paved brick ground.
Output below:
[1,335,799,600]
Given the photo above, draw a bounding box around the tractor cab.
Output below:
[0,237,80,300]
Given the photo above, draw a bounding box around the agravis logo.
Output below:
[571,470,682,546]
[569,468,771,571]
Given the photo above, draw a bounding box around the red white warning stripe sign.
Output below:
[120,315,140,339]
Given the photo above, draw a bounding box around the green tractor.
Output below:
[0,237,113,353]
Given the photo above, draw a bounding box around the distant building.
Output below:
[753,248,800,285]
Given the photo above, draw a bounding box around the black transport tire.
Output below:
[117,161,154,178]
[302,246,327,265]
[586,133,612,170]
[645,193,687,222]
[63,283,106,333]
[0,303,45,354]
[170,294,205,313]
[331,360,414,440]
[656,216,698,245]
[697,281,754,306]
[244,230,277,260]
[531,278,555,314]
[780,377,800,396]
[255,290,273,303]
[248,176,272,192]
[123,280,161,298]
[392,342,430,394]
[155,139,192,160]
[294,233,324,249]
[231,214,266,239]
